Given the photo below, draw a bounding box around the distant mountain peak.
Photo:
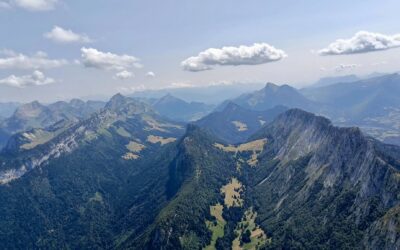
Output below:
[262,83,301,95]
[14,101,46,117]
[105,93,153,116]
[264,82,280,91]
[157,93,184,104]
[105,93,129,110]
[110,92,125,101]
[69,98,86,107]
[229,82,312,111]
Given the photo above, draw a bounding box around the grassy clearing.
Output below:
[214,139,267,167]
[213,139,266,153]
[232,121,248,131]
[147,135,176,145]
[221,178,243,208]
[122,152,139,160]
[21,130,55,150]
[204,203,226,250]
[116,127,131,137]
[143,115,183,132]
[232,208,269,250]
[97,127,113,137]
[126,141,146,153]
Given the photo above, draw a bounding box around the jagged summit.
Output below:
[105,93,127,109]
[14,101,47,117]
[104,93,152,115]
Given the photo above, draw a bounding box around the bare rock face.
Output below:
[252,109,400,249]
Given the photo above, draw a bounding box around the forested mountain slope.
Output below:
[0,105,399,249]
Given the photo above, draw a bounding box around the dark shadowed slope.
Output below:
[195,102,287,143]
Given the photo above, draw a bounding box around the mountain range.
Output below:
[0,99,105,149]
[0,72,400,249]
[131,82,266,104]
[213,74,400,146]
[0,92,399,249]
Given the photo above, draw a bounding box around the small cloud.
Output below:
[0,70,55,88]
[44,26,92,44]
[115,70,134,80]
[0,50,68,70]
[146,71,155,77]
[320,67,327,72]
[181,43,287,72]
[319,31,400,55]
[334,63,360,72]
[12,0,58,11]
[81,47,141,71]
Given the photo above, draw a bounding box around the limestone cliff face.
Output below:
[252,109,400,249]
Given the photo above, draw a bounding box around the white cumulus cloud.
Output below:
[319,31,400,55]
[44,26,92,44]
[0,50,67,70]
[81,47,141,71]
[9,0,58,11]
[0,70,55,88]
[146,71,155,77]
[181,43,287,72]
[115,70,134,80]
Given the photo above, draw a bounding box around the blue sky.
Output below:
[0,0,400,102]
